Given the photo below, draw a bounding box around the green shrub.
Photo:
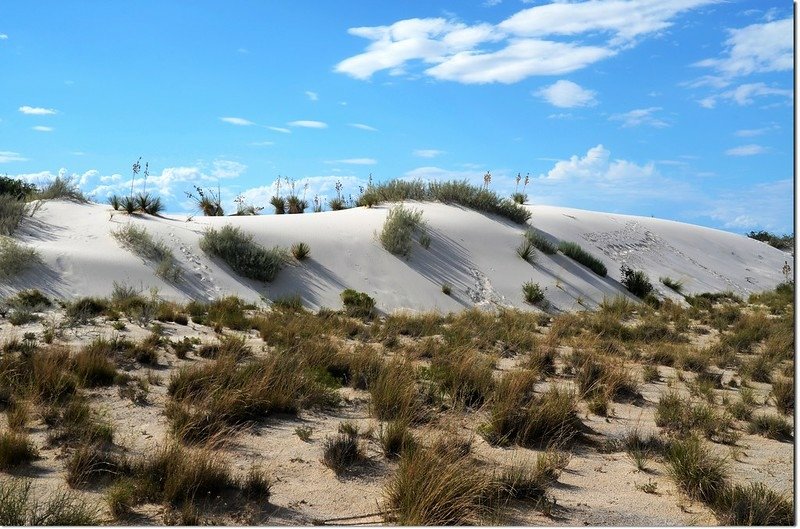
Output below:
[186,296,253,330]
[516,238,535,263]
[713,482,793,525]
[0,479,100,525]
[200,225,285,282]
[522,281,545,304]
[112,224,180,281]
[620,265,653,298]
[72,347,118,387]
[746,230,793,251]
[524,229,557,254]
[380,205,426,256]
[341,289,375,318]
[8,289,51,310]
[660,276,684,294]
[511,192,526,205]
[270,196,286,214]
[65,296,109,323]
[0,237,40,278]
[0,195,29,236]
[558,241,607,276]
[322,431,364,474]
[441,283,452,296]
[272,295,304,312]
[0,175,36,199]
[498,452,561,502]
[35,176,87,202]
[291,242,310,260]
[186,185,223,216]
[665,436,728,503]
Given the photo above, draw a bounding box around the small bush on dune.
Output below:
[0,237,41,279]
[516,238,535,263]
[665,436,728,504]
[713,482,793,526]
[511,192,527,205]
[200,225,285,282]
[558,241,607,276]
[112,224,181,282]
[0,195,29,236]
[0,479,100,525]
[748,414,793,442]
[379,419,416,458]
[72,347,118,387]
[0,175,37,199]
[8,289,51,311]
[660,276,684,294]
[341,289,375,318]
[370,360,420,422]
[322,430,365,474]
[430,349,494,409]
[35,176,88,202]
[522,281,545,305]
[380,205,426,256]
[185,185,223,216]
[620,265,653,298]
[498,452,562,502]
[65,444,127,487]
[186,296,254,330]
[770,377,793,415]
[0,430,38,470]
[291,241,310,260]
[525,229,558,254]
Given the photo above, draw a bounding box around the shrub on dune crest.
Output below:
[0,195,29,236]
[200,225,285,282]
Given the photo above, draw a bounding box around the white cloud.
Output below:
[288,120,328,129]
[237,48,249,54]
[268,126,291,134]
[349,123,378,132]
[707,179,791,232]
[305,91,319,101]
[413,149,445,158]
[239,175,368,211]
[695,18,792,78]
[336,1,717,84]
[535,79,597,108]
[326,158,377,165]
[32,126,54,132]
[211,160,247,179]
[609,107,668,128]
[19,105,57,115]
[734,125,778,137]
[483,0,502,6]
[0,34,7,40]
[725,144,766,156]
[721,82,791,105]
[0,151,27,163]
[540,145,654,183]
[219,116,254,126]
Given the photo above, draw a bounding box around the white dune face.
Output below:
[4,200,789,313]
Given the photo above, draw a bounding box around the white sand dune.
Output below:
[3,199,789,312]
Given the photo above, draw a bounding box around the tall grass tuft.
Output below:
[35,176,88,202]
[558,241,607,276]
[0,237,41,278]
[200,225,285,282]
[0,195,29,236]
[665,436,728,504]
[0,431,38,470]
[380,205,426,256]
[712,482,793,525]
[525,229,558,254]
[112,224,181,282]
[660,276,684,294]
[0,479,100,525]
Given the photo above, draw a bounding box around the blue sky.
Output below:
[0,0,794,233]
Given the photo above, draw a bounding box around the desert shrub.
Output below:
[741,355,774,383]
[201,225,285,282]
[558,241,607,276]
[746,230,793,251]
[359,179,531,224]
[665,436,728,503]
[0,479,100,525]
[660,276,684,294]
[370,360,420,421]
[65,444,127,487]
[747,414,793,442]
[0,431,38,470]
[654,392,735,442]
[0,175,36,199]
[642,364,659,383]
[8,289,51,311]
[185,185,223,216]
[573,354,640,403]
[430,349,494,409]
[112,224,180,281]
[65,296,109,323]
[8,309,38,326]
[0,195,28,236]
[108,195,121,210]
[511,192,526,204]
[35,176,87,202]
[713,482,793,525]
[379,419,416,458]
[271,295,304,312]
[286,195,307,214]
[384,444,497,525]
[72,348,118,387]
[322,431,364,474]
[341,289,375,318]
[620,265,653,298]
[516,238,535,263]
[380,205,426,256]
[26,348,80,404]
[484,371,582,447]
[770,377,794,415]
[186,296,253,330]
[498,452,561,502]
[44,396,114,446]
[0,237,40,278]
[522,281,545,304]
[291,242,310,260]
[441,283,452,295]
[524,229,557,254]
[241,466,272,501]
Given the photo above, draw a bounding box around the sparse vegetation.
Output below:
[746,230,793,251]
[665,436,728,504]
[291,241,310,260]
[112,224,181,281]
[522,281,545,305]
[0,237,41,278]
[200,225,285,282]
[516,238,535,263]
[558,241,607,276]
[620,265,653,298]
[525,229,558,254]
[380,205,426,256]
[341,289,375,318]
[660,276,685,294]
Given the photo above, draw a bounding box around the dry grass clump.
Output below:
[0,430,38,470]
[712,482,794,525]
[654,392,736,444]
[43,395,114,447]
[430,349,494,408]
[498,451,564,505]
[186,296,254,330]
[665,436,728,504]
[370,360,421,421]
[378,419,416,459]
[65,444,127,488]
[380,205,427,256]
[200,225,285,282]
[111,224,181,281]
[483,370,583,447]
[0,479,100,525]
[378,311,445,339]
[35,176,88,202]
[558,241,607,276]
[383,443,497,525]
[572,352,640,403]
[747,414,793,442]
[524,229,557,254]
[322,428,365,474]
[0,195,30,236]
[770,377,793,415]
[72,347,118,388]
[0,237,41,279]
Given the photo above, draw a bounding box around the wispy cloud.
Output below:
[220,116,255,126]
[706,179,791,232]
[335,1,716,84]
[305,91,319,101]
[725,144,766,156]
[0,151,27,163]
[0,34,8,40]
[535,80,597,108]
[267,126,291,134]
[695,18,792,78]
[326,158,377,165]
[288,120,328,129]
[19,105,57,115]
[734,124,778,137]
[349,123,378,132]
[609,107,668,128]
[413,149,445,158]
[32,126,54,132]
[248,140,275,146]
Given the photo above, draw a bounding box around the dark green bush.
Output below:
[200,225,285,282]
[558,241,607,276]
[341,289,375,318]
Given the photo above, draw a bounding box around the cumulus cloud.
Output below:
[609,107,668,128]
[239,175,369,211]
[32,126,54,132]
[695,18,792,77]
[0,151,27,163]
[19,105,57,115]
[725,144,766,156]
[326,158,377,165]
[536,80,597,108]
[336,1,716,84]
[413,149,445,158]
[349,123,378,131]
[211,160,247,179]
[288,120,328,129]
[220,117,255,126]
